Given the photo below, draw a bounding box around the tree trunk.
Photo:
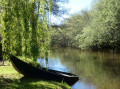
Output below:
[0,43,3,61]
[0,34,3,61]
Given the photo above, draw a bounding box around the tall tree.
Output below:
[50,10,90,48]
[0,0,52,61]
[80,0,120,48]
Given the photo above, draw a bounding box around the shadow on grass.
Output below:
[0,76,15,89]
[0,76,71,89]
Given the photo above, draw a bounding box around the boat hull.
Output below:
[10,55,79,85]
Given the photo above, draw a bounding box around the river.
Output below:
[38,48,120,89]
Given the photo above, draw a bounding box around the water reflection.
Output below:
[38,48,120,89]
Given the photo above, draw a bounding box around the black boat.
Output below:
[10,55,79,85]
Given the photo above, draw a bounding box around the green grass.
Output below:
[0,62,71,89]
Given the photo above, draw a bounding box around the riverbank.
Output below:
[0,62,71,89]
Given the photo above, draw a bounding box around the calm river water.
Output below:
[38,48,120,89]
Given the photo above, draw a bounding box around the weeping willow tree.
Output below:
[0,0,52,61]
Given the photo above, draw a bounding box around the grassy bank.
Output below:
[0,62,71,89]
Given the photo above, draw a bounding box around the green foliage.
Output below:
[50,10,90,48]
[50,0,120,49]
[79,0,120,48]
[50,27,71,47]
[0,0,52,61]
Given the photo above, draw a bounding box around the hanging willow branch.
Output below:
[0,0,52,61]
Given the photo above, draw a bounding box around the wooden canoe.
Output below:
[10,55,79,85]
